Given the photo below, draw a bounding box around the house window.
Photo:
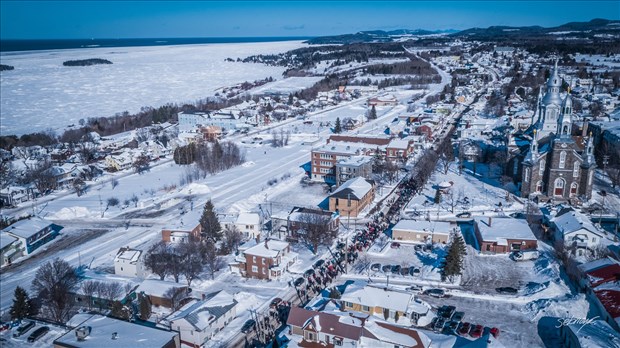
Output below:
[345,301,353,308]
[536,181,543,193]
[554,178,565,196]
[573,162,580,178]
[570,182,578,197]
[253,256,256,263]
[252,265,258,272]
[539,159,545,175]
[486,244,491,251]
[262,258,265,265]
[335,339,343,346]
[306,332,314,341]
[559,151,566,169]
[362,305,370,312]
[262,267,267,274]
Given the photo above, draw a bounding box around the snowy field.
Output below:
[0,41,305,135]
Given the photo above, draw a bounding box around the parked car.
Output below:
[241,319,256,333]
[425,288,446,298]
[27,327,49,343]
[438,305,456,320]
[391,265,401,274]
[511,250,539,261]
[391,242,401,249]
[458,322,471,336]
[370,263,381,272]
[410,267,420,276]
[443,321,459,334]
[407,285,423,293]
[434,318,446,331]
[13,321,35,337]
[456,212,472,218]
[293,277,305,287]
[313,259,325,268]
[304,269,315,277]
[495,287,518,294]
[452,311,464,322]
[470,324,483,338]
[382,265,392,272]
[489,327,500,338]
[414,244,423,251]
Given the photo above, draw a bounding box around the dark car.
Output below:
[452,311,464,323]
[425,288,446,298]
[456,212,472,218]
[443,321,459,334]
[27,326,49,343]
[458,322,471,336]
[414,244,423,251]
[293,277,305,287]
[496,287,518,294]
[470,324,484,338]
[410,267,420,276]
[434,318,446,331]
[391,242,401,249]
[313,259,325,269]
[391,265,401,274]
[382,265,392,272]
[270,298,282,308]
[439,305,456,320]
[13,321,35,337]
[241,319,256,333]
[370,263,381,272]
[304,269,315,277]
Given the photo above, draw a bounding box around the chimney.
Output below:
[75,326,91,341]
[488,217,492,227]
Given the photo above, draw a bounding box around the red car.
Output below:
[470,324,483,338]
[458,322,471,336]
[490,327,500,338]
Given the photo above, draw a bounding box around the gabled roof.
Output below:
[585,263,620,288]
[115,247,142,264]
[243,239,289,258]
[0,233,18,250]
[287,307,363,341]
[553,210,602,237]
[341,285,412,313]
[330,177,375,200]
[236,212,260,226]
[362,320,429,348]
[170,290,237,331]
[475,217,537,243]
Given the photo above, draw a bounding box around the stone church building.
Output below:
[519,61,596,200]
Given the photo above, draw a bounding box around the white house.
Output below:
[178,111,210,132]
[114,247,145,278]
[234,212,261,239]
[553,209,607,257]
[0,233,21,267]
[169,290,238,348]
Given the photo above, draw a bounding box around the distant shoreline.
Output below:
[0,37,312,53]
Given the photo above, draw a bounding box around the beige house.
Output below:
[340,284,414,322]
[328,177,375,218]
[391,220,453,244]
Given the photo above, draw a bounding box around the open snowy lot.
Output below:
[0,41,305,135]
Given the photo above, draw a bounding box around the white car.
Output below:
[511,250,539,261]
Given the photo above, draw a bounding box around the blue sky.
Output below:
[1,1,618,39]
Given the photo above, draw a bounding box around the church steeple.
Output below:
[557,94,573,138]
[582,132,595,166]
[525,130,539,163]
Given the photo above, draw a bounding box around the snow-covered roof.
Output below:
[314,141,383,155]
[553,210,602,237]
[330,177,374,200]
[286,307,363,341]
[568,319,620,348]
[115,247,142,264]
[362,320,430,348]
[341,284,412,313]
[1,217,59,239]
[0,233,18,250]
[337,155,373,167]
[392,220,453,235]
[475,217,537,242]
[578,257,620,274]
[243,239,289,258]
[135,279,187,298]
[54,314,178,348]
[236,212,260,226]
[170,290,237,331]
[387,138,410,150]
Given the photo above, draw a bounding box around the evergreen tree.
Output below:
[334,117,342,134]
[434,189,442,204]
[368,105,377,120]
[138,293,152,321]
[440,230,467,282]
[199,200,222,243]
[10,286,33,320]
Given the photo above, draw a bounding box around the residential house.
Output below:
[552,208,607,258]
[200,125,222,142]
[231,239,298,280]
[234,212,261,239]
[286,307,431,348]
[328,177,375,218]
[577,257,620,332]
[386,138,413,161]
[114,247,145,278]
[0,185,37,207]
[169,291,238,348]
[105,152,134,172]
[1,217,63,255]
[54,313,180,348]
[271,207,340,242]
[71,274,138,311]
[474,217,538,254]
[162,224,202,243]
[135,279,190,309]
[0,233,21,266]
[391,220,453,244]
[335,156,373,187]
[340,284,414,322]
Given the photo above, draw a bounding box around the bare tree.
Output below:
[144,241,172,280]
[101,197,120,217]
[163,286,186,312]
[222,225,244,254]
[298,213,337,255]
[110,178,119,189]
[445,188,459,214]
[177,241,204,286]
[133,154,150,173]
[130,194,139,208]
[31,258,79,323]
[73,178,86,197]
[203,241,225,280]
[80,280,101,310]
